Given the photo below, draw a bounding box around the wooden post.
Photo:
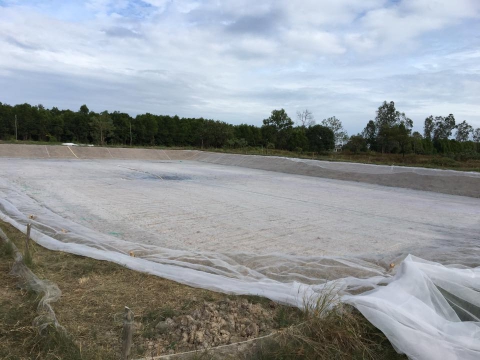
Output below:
[25,223,31,254]
[122,306,134,360]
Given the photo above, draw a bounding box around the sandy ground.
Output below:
[0,158,478,268]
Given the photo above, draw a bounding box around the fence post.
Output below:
[25,223,31,258]
[122,306,134,360]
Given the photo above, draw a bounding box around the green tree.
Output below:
[135,113,158,145]
[424,116,435,140]
[473,128,480,143]
[455,120,473,142]
[111,112,133,145]
[306,125,334,152]
[362,120,377,151]
[234,124,262,146]
[393,122,412,157]
[0,102,13,140]
[262,109,294,149]
[345,135,367,154]
[433,114,455,140]
[321,116,348,145]
[374,101,412,153]
[411,131,423,154]
[90,111,114,145]
[287,127,309,152]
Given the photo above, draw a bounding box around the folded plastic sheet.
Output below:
[344,255,480,360]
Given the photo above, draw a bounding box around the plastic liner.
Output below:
[1,199,479,359]
[0,155,479,359]
[344,255,480,360]
[0,228,63,333]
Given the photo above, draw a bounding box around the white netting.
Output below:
[0,151,479,359]
[0,228,63,333]
[344,255,480,360]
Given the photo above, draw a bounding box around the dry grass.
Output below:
[251,291,406,360]
[0,221,301,359]
[0,220,228,359]
[0,231,82,360]
[0,220,403,359]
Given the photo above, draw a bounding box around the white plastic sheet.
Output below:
[0,157,479,359]
[344,256,480,360]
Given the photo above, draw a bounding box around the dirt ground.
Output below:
[0,220,302,359]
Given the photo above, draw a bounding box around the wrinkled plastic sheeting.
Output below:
[344,255,480,360]
[1,194,480,359]
[0,228,63,333]
[2,204,480,359]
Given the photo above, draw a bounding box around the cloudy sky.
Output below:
[1,0,479,134]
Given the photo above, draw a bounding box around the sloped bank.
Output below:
[1,144,479,197]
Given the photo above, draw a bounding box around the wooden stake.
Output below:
[26,223,31,254]
[122,306,134,360]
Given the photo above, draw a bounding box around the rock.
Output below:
[134,321,144,332]
[245,323,259,337]
[155,320,172,334]
[219,329,231,343]
[192,309,202,320]
[195,330,205,343]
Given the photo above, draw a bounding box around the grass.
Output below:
[0,221,302,359]
[0,220,225,359]
[0,232,82,360]
[0,219,404,359]
[251,293,406,360]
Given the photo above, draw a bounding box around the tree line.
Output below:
[0,102,341,152]
[1,101,478,156]
[345,101,480,157]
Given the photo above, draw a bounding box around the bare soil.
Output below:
[0,220,300,359]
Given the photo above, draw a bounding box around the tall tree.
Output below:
[473,128,480,143]
[305,125,334,152]
[321,116,348,145]
[424,116,435,140]
[411,131,423,154]
[362,120,377,151]
[296,109,315,128]
[262,109,294,149]
[374,101,412,153]
[455,120,473,142]
[432,114,455,140]
[346,135,367,154]
[90,111,114,145]
[111,111,133,145]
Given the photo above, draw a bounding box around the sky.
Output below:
[0,0,479,135]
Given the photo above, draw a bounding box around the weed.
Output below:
[24,249,33,267]
[141,307,178,339]
[252,303,405,360]
[274,306,302,329]
[0,239,14,258]
[29,324,83,360]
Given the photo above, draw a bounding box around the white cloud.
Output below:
[0,0,480,133]
[285,30,346,56]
